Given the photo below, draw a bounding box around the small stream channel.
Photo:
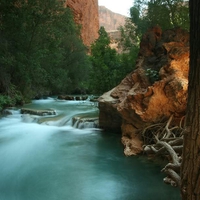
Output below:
[0,98,181,200]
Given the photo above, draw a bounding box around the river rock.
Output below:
[21,108,56,116]
[75,96,81,101]
[72,116,99,129]
[98,27,189,156]
[57,95,89,101]
[81,96,88,100]
[65,96,74,100]
[57,95,74,100]
[1,109,13,115]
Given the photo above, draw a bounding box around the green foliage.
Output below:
[118,45,139,77]
[118,0,189,86]
[117,20,140,82]
[0,95,11,110]
[130,0,189,37]
[0,0,90,101]
[145,68,160,84]
[89,27,119,94]
[0,90,24,111]
[147,0,189,30]
[115,0,189,90]
[89,27,135,94]
[118,18,140,50]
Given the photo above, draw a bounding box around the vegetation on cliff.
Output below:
[119,0,189,55]
[90,0,189,95]
[130,0,189,37]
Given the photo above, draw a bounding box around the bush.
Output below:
[145,68,160,84]
[0,95,12,110]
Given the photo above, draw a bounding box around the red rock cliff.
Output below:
[98,27,189,156]
[99,6,126,31]
[66,0,99,47]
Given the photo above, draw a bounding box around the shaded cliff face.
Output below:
[99,6,126,31]
[98,27,189,156]
[66,0,99,47]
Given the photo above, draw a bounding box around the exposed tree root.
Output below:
[141,115,184,187]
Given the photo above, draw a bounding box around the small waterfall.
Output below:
[21,114,39,123]
[5,98,100,129]
[72,116,99,129]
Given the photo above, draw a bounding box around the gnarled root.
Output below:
[141,115,184,187]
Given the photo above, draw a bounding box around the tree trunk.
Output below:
[181,0,200,199]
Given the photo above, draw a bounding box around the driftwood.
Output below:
[141,115,184,187]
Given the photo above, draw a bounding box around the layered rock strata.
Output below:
[98,27,189,156]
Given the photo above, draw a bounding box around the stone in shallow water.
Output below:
[21,108,56,116]
[1,109,13,115]
[72,116,99,129]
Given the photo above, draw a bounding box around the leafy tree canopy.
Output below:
[89,27,135,94]
[130,0,189,37]
[0,0,90,107]
[117,0,189,81]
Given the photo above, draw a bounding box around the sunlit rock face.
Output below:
[98,26,189,156]
[66,0,99,47]
[99,6,126,31]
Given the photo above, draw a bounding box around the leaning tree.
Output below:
[181,0,200,199]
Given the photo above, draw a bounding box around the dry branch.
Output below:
[141,115,184,187]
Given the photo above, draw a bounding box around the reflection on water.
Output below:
[0,98,181,200]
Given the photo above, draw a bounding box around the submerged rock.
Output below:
[98,27,189,156]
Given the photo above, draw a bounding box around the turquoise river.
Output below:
[0,98,181,200]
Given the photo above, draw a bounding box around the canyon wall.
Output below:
[98,26,189,156]
[99,6,126,31]
[99,6,127,53]
[66,0,99,47]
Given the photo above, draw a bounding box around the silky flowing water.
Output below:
[0,98,181,200]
